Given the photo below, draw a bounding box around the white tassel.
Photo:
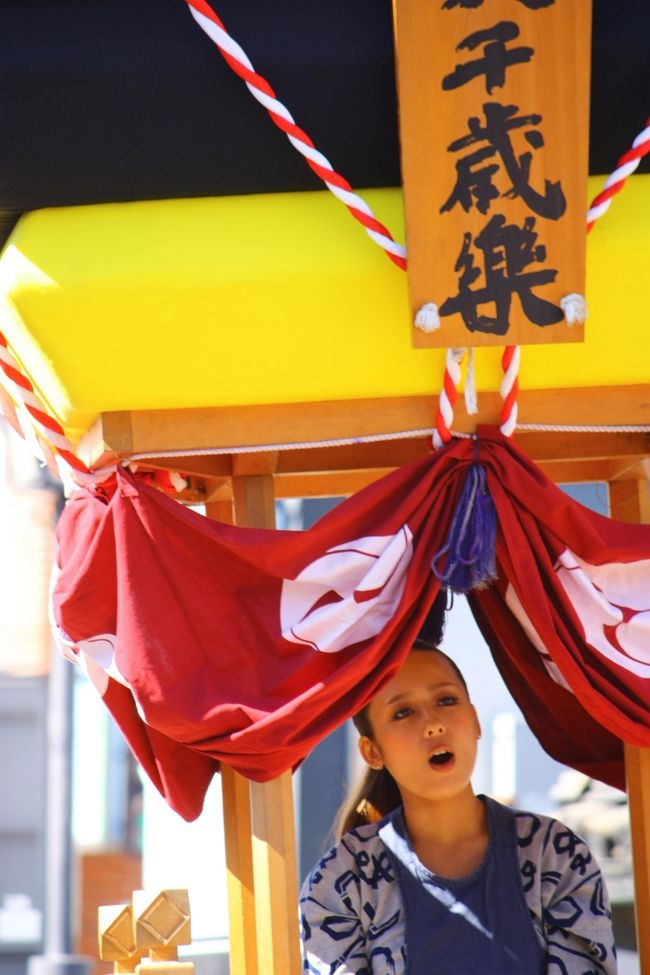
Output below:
[414,302,440,333]
[560,293,587,326]
[464,347,478,416]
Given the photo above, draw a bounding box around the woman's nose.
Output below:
[425,716,445,737]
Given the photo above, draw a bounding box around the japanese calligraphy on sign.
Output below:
[393,0,592,347]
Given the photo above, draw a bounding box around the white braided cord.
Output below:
[124,422,648,463]
[517,423,650,433]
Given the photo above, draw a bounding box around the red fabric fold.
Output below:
[52,434,650,819]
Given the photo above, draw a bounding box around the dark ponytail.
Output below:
[334,765,402,839]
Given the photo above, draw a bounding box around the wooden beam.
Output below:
[609,479,650,973]
[77,385,650,466]
[611,457,650,482]
[127,454,650,503]
[154,430,644,487]
[232,451,279,477]
[535,458,646,486]
[274,469,393,499]
[231,474,302,975]
[610,479,650,524]
[145,456,232,478]
[269,431,648,478]
[274,460,650,499]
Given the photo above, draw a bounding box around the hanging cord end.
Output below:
[560,293,587,326]
[431,461,498,594]
[414,302,440,333]
[464,347,479,416]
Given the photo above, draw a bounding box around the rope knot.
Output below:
[414,302,441,333]
[560,293,588,326]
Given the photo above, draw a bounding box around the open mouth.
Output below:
[428,749,454,767]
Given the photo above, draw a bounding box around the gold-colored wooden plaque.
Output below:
[393,0,592,348]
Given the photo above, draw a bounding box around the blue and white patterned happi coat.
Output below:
[300,807,617,975]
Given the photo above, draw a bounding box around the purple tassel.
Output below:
[432,464,497,594]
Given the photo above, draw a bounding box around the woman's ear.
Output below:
[472,705,482,740]
[359,735,383,770]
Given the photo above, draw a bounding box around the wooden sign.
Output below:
[393,0,592,348]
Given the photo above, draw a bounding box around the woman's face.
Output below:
[360,650,481,806]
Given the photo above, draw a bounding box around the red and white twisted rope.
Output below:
[587,117,650,231]
[430,342,520,446]
[0,333,100,487]
[498,345,520,438]
[432,349,465,450]
[184,0,407,270]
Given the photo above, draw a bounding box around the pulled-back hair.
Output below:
[333,592,468,839]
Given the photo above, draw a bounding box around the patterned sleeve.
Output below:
[300,839,371,975]
[518,812,618,975]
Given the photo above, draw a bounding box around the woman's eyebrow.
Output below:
[383,681,458,707]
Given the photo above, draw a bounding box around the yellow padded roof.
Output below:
[0,177,648,443]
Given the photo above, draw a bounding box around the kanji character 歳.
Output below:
[440,102,566,219]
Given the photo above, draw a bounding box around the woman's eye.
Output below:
[393,707,413,720]
[439,696,458,706]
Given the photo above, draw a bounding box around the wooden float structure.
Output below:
[0,1,649,972]
[1,182,648,971]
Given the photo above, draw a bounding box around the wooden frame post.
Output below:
[224,471,301,975]
[249,773,301,975]
[609,478,650,973]
[205,500,258,975]
[220,766,259,975]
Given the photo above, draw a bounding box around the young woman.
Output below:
[300,641,617,974]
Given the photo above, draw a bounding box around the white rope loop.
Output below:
[464,347,478,416]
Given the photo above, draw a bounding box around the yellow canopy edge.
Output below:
[0,175,648,443]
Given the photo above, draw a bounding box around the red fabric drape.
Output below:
[52,431,650,820]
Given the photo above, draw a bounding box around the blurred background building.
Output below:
[0,424,55,974]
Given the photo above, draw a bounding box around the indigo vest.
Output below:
[378,797,546,974]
